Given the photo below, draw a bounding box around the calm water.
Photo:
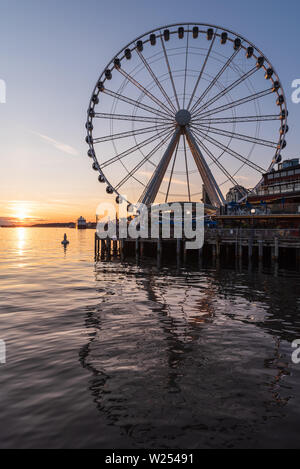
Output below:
[0,227,300,449]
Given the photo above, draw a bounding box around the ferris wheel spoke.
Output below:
[190,47,241,114]
[165,140,180,203]
[194,88,274,120]
[187,31,217,111]
[139,128,181,205]
[194,66,258,115]
[192,114,282,124]
[102,88,172,119]
[93,123,174,144]
[192,123,278,148]
[183,135,191,202]
[116,67,174,116]
[87,24,287,207]
[193,127,265,173]
[160,35,180,110]
[136,50,177,113]
[191,131,241,187]
[182,31,190,109]
[100,126,173,169]
[94,112,173,124]
[185,127,225,207]
[115,128,174,191]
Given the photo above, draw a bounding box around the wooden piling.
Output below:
[120,239,124,260]
[113,240,118,256]
[296,249,300,270]
[101,239,106,258]
[176,238,181,255]
[274,237,279,261]
[238,241,243,259]
[212,243,216,258]
[107,239,111,260]
[176,239,181,265]
[183,241,187,263]
[94,233,98,259]
[248,238,253,259]
[225,244,230,259]
[157,238,162,264]
[258,240,263,261]
[235,235,238,257]
[198,246,203,260]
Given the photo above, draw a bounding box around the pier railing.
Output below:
[205,228,300,241]
[227,203,300,216]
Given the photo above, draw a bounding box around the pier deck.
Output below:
[95,228,300,264]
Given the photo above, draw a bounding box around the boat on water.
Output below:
[77,216,87,229]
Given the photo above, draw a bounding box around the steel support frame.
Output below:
[139,125,226,207]
[185,127,225,207]
[140,128,181,205]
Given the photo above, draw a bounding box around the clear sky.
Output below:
[0,0,300,224]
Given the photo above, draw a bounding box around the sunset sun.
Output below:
[16,210,26,221]
[14,206,29,222]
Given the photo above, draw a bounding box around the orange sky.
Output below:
[1,2,300,227]
[0,198,107,225]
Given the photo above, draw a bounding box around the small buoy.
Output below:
[61,233,69,246]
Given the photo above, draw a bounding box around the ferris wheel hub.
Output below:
[175,109,191,126]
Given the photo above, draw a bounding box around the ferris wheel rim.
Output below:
[86,22,288,207]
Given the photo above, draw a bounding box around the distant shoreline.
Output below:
[0,223,75,228]
[0,223,97,229]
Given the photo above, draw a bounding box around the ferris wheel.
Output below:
[86,23,288,208]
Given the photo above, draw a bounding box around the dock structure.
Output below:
[205,228,300,262]
[95,227,300,267]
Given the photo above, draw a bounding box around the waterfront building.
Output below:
[247,158,300,214]
[77,216,87,229]
[226,185,249,204]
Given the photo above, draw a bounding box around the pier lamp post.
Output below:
[251,208,256,227]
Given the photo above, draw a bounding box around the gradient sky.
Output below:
[0,0,300,223]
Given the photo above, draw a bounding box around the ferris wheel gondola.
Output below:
[86,23,288,208]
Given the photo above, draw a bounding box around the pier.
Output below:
[95,227,300,266]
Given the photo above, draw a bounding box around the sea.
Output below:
[0,227,299,449]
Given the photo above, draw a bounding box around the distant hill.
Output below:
[0,222,98,229]
[31,223,76,228]
[0,223,76,228]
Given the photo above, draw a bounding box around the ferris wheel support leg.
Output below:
[185,127,225,208]
[140,128,181,206]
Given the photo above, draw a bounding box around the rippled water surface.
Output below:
[0,227,300,449]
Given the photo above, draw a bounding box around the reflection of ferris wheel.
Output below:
[86,23,288,208]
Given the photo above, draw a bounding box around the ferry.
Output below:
[77,216,87,229]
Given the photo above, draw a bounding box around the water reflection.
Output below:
[16,227,26,256]
[79,261,299,448]
[0,228,298,448]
